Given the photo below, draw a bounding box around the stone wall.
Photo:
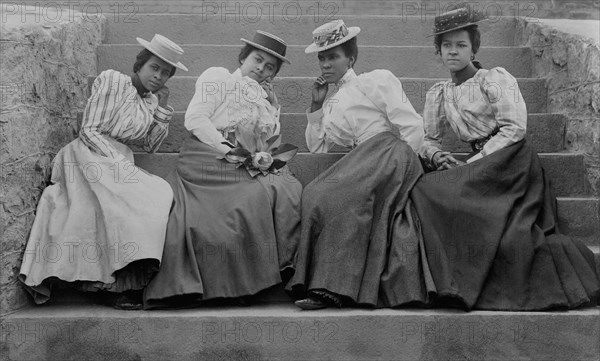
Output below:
[516,18,600,195]
[0,6,104,314]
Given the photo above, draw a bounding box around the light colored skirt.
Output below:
[19,137,173,304]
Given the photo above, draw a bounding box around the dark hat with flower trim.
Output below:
[305,20,361,54]
[241,30,290,64]
[428,6,488,37]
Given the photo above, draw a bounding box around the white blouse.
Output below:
[305,69,424,154]
[185,67,280,154]
[420,67,527,162]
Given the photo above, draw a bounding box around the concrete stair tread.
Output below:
[98,45,533,78]
[105,15,520,46]
[132,152,598,244]
[112,76,547,113]
[124,112,566,154]
[3,303,599,361]
[133,152,590,197]
[7,302,600,317]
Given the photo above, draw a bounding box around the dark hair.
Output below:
[238,45,283,76]
[132,49,177,77]
[338,37,358,67]
[434,25,481,55]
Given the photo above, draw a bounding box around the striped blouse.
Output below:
[79,70,173,161]
[420,67,527,162]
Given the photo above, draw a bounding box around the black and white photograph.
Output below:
[1,1,599,360]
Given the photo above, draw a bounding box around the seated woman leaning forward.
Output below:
[288,20,428,310]
[19,34,187,309]
[143,31,302,309]
[411,7,599,310]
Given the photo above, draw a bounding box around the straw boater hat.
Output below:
[241,31,291,64]
[429,6,488,37]
[305,20,361,54]
[136,34,188,71]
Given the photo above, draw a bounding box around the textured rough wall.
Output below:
[0,6,104,314]
[516,18,600,196]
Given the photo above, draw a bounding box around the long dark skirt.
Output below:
[143,136,302,309]
[411,140,599,310]
[286,132,436,307]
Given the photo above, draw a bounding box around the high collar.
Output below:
[335,68,357,87]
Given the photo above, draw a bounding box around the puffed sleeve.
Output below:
[79,70,131,161]
[478,67,527,157]
[143,104,174,153]
[305,107,335,153]
[420,81,447,162]
[356,70,424,152]
[185,67,232,155]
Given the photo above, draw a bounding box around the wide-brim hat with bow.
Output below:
[305,20,361,54]
[136,34,188,71]
[241,31,291,64]
[429,7,488,37]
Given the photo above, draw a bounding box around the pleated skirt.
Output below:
[286,132,436,307]
[143,136,302,309]
[410,141,599,310]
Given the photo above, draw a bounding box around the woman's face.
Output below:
[317,46,353,84]
[440,29,473,72]
[136,55,173,92]
[240,49,278,83]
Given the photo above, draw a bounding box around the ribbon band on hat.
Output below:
[136,34,188,71]
[305,20,361,54]
[314,23,349,47]
[241,30,290,64]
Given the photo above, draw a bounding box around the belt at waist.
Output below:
[470,129,499,153]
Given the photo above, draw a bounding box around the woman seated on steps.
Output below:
[288,20,428,310]
[143,31,302,309]
[19,34,187,310]
[410,6,599,310]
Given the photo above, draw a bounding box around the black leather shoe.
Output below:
[294,297,327,310]
[113,293,143,310]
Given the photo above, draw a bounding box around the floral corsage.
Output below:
[217,125,298,177]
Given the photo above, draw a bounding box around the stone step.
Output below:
[9,0,572,18]
[134,152,589,197]
[2,304,599,361]
[103,15,520,46]
[138,76,548,113]
[9,0,563,17]
[557,199,600,247]
[121,112,566,154]
[98,45,533,78]
[132,153,595,242]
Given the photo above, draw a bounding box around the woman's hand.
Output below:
[155,85,170,108]
[432,151,465,170]
[261,80,278,107]
[310,75,328,112]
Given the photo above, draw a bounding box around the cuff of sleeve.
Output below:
[430,150,443,163]
[306,107,324,127]
[467,152,484,164]
[154,105,174,124]
[216,143,233,155]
